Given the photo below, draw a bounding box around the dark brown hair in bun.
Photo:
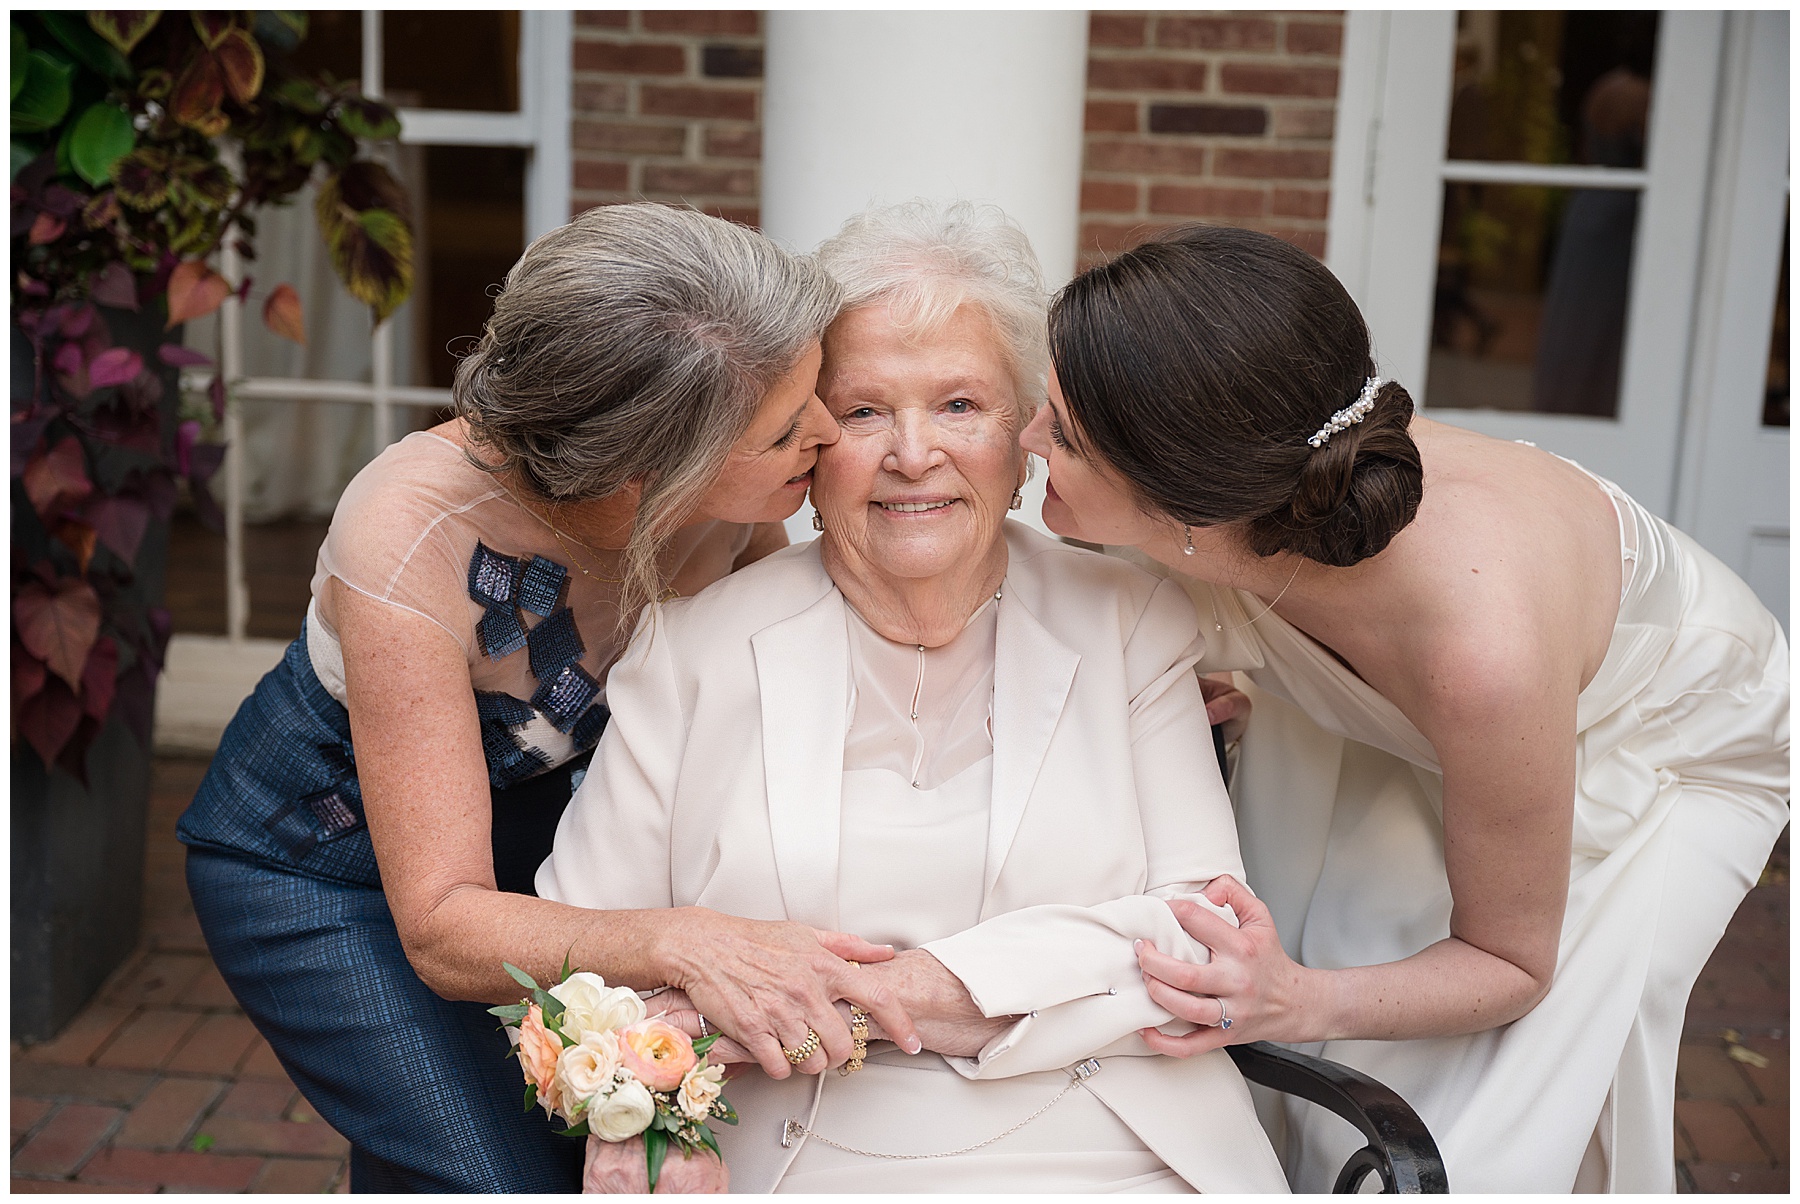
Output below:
[1049,224,1422,568]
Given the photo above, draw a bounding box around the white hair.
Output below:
[813,200,1050,417]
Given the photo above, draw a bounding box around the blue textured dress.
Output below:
[177,431,753,1191]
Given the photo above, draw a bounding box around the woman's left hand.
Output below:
[1198,673,1251,746]
[583,1135,728,1193]
[1133,875,1318,1055]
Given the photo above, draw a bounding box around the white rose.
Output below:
[550,972,646,1041]
[590,1077,656,1142]
[676,1063,726,1122]
[554,1031,624,1121]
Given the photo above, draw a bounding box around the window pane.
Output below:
[1428,181,1636,418]
[382,10,521,112]
[1766,210,1789,429]
[167,400,373,640]
[403,145,528,389]
[1448,11,1659,169]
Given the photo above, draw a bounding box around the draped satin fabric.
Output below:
[1151,474,1788,1191]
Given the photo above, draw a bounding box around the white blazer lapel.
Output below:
[751,588,848,929]
[984,589,1080,901]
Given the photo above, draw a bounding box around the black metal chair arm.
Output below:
[1227,1041,1449,1193]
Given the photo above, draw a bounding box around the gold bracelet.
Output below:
[839,1006,870,1076]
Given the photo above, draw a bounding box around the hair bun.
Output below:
[1244,382,1422,567]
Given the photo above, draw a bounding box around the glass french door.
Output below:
[1328,11,1787,622]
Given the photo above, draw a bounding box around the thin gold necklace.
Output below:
[1211,559,1303,633]
[506,487,625,586]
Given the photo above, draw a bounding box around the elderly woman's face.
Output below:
[813,305,1024,579]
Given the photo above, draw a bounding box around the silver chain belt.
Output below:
[779,1058,1102,1161]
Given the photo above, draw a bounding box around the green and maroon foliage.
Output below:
[11,11,414,775]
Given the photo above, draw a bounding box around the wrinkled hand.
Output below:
[660,909,920,1079]
[851,950,1014,1059]
[1135,875,1315,1056]
[583,1135,728,1194]
[1198,673,1251,746]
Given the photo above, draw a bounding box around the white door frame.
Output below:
[1326,11,1725,517]
[155,11,573,753]
[1672,11,1789,626]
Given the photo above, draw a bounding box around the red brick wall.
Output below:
[566,12,1343,268]
[1079,12,1343,267]
[569,11,764,225]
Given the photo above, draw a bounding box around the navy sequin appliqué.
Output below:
[467,544,607,787]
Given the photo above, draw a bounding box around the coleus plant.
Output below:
[12,11,414,778]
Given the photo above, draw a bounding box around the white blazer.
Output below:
[538,522,1288,1193]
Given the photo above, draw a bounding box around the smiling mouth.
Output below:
[878,500,957,513]
[786,470,812,485]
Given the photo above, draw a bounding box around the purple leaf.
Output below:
[113,659,155,750]
[175,418,200,476]
[11,409,53,476]
[119,370,164,412]
[85,496,152,565]
[40,185,85,218]
[138,470,178,520]
[188,441,226,486]
[156,343,212,368]
[86,347,143,391]
[52,340,85,379]
[90,262,140,312]
[89,403,163,457]
[60,305,96,340]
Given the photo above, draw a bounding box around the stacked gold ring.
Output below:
[782,1027,823,1066]
[839,1006,870,1077]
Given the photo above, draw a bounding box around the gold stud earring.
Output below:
[811,510,824,532]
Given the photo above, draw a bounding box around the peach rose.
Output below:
[619,1018,697,1092]
[517,1004,561,1102]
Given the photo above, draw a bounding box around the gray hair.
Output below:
[453,202,842,623]
[813,200,1050,417]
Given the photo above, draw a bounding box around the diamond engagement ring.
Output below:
[697,1014,710,1038]
[1217,998,1233,1030]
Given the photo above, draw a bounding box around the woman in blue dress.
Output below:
[177,203,920,1191]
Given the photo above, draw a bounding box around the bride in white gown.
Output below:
[1023,223,1788,1191]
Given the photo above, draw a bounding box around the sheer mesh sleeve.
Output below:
[311,434,495,655]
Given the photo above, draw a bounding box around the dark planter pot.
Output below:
[11,306,178,1044]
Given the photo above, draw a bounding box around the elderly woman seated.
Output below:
[538,201,1287,1193]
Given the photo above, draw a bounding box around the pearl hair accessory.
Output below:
[1306,377,1385,449]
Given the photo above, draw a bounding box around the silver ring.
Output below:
[697,1014,711,1038]
[1217,998,1232,1030]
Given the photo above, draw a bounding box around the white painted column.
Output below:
[761,11,1090,542]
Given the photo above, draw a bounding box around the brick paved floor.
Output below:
[10,757,1791,1192]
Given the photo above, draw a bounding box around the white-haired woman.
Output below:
[544,202,1289,1193]
[177,204,922,1192]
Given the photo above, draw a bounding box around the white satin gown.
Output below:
[1155,466,1788,1191]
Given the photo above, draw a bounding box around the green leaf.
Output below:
[11,138,36,181]
[12,50,75,133]
[488,1002,530,1024]
[553,1120,590,1138]
[692,1032,719,1057]
[335,96,400,141]
[522,1081,537,1113]
[68,103,134,187]
[12,25,26,103]
[699,1126,721,1158]
[560,950,575,982]
[190,1132,215,1153]
[502,962,541,992]
[644,1127,669,1193]
[534,987,565,1024]
[39,12,133,82]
